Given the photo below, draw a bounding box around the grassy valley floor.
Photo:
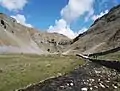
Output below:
[0,54,85,91]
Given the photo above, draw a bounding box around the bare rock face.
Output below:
[0,13,71,54]
[68,5,120,55]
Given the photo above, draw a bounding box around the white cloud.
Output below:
[61,0,94,23]
[48,19,88,39]
[0,0,28,11]
[92,10,108,21]
[77,27,88,35]
[48,0,94,39]
[11,14,32,28]
[48,19,75,39]
[85,8,94,22]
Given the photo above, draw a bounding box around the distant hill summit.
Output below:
[0,13,71,54]
[66,4,120,55]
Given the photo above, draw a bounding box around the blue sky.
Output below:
[0,0,120,38]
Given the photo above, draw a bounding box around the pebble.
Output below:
[89,79,95,82]
[106,85,109,88]
[46,64,51,67]
[95,70,101,74]
[99,83,105,88]
[89,84,92,86]
[81,87,88,91]
[106,80,110,83]
[60,85,65,88]
[70,83,74,86]
[66,83,69,86]
[112,84,117,89]
[94,86,98,88]
[57,73,62,76]
[90,87,93,90]
[98,79,101,81]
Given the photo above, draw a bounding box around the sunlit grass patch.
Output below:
[0,54,84,91]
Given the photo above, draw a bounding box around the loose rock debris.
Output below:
[18,61,120,91]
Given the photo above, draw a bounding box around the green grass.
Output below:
[95,51,120,61]
[0,54,84,91]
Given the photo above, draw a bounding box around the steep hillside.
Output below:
[29,29,71,53]
[0,13,71,54]
[67,5,120,55]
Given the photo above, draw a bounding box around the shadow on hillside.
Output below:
[90,58,120,72]
[89,47,120,57]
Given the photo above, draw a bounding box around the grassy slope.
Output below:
[94,51,120,61]
[0,54,84,91]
